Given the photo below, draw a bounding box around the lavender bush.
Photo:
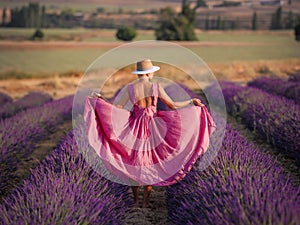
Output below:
[248,77,300,104]
[207,81,300,165]
[157,83,206,110]
[0,92,52,119]
[205,81,244,116]
[0,124,131,225]
[166,84,300,224]
[288,70,300,82]
[0,92,12,105]
[0,95,73,198]
[167,124,300,225]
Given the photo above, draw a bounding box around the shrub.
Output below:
[295,22,300,41]
[115,26,137,41]
[31,28,44,40]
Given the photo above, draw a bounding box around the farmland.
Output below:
[0,29,299,77]
[0,23,300,224]
[1,75,300,224]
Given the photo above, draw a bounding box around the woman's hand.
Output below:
[90,91,102,98]
[192,98,205,107]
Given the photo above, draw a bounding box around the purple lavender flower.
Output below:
[207,81,300,165]
[0,123,131,224]
[166,85,300,224]
[167,124,300,225]
[0,92,52,119]
[0,95,73,198]
[248,77,300,104]
[0,92,12,105]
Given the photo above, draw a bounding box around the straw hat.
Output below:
[131,59,160,74]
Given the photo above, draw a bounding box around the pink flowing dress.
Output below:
[84,82,215,186]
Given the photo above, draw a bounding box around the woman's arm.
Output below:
[158,85,205,109]
[112,86,130,108]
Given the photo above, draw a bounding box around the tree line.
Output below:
[3,3,46,27]
[202,8,297,31]
[1,3,83,28]
[1,1,300,40]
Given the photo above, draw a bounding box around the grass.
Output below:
[0,49,107,78]
[190,42,300,63]
[195,30,295,43]
[0,28,154,41]
[0,28,295,42]
[1,47,299,79]
[0,28,99,41]
[0,29,299,78]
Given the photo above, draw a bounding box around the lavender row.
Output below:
[167,122,300,225]
[248,77,300,104]
[0,123,131,225]
[157,83,206,110]
[0,92,52,119]
[0,95,73,156]
[0,92,12,105]
[0,95,73,197]
[206,81,300,165]
[288,70,300,82]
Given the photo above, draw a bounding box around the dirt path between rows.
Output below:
[1,119,73,202]
[124,186,168,225]
[226,114,300,185]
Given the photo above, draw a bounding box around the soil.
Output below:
[1,40,298,222]
[0,75,82,99]
[124,186,168,225]
[1,119,73,202]
[226,114,300,185]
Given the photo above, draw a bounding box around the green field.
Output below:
[0,49,107,78]
[0,29,299,78]
[190,42,300,63]
[0,28,295,42]
[0,28,156,42]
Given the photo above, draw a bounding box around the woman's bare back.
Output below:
[133,81,154,108]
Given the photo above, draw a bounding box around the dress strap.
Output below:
[152,82,159,106]
[128,84,136,104]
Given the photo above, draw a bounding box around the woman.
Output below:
[84,59,215,208]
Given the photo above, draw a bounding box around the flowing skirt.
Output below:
[84,97,215,186]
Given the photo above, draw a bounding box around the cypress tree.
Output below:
[205,14,210,30]
[20,6,27,27]
[252,12,258,30]
[41,5,46,28]
[235,17,240,29]
[2,8,6,26]
[270,6,282,30]
[295,18,300,41]
[230,20,236,30]
[285,11,294,29]
[216,16,221,30]
[155,0,205,41]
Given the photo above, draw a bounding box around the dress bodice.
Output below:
[128,82,159,118]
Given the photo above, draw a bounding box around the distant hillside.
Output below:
[2,0,300,4]
[0,0,181,8]
[1,0,300,9]
[1,0,300,30]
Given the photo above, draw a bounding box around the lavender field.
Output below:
[206,80,300,165]
[0,75,300,225]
